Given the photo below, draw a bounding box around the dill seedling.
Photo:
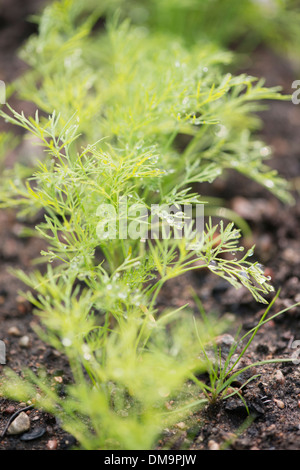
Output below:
[190,292,300,409]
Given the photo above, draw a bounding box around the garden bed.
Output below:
[0,0,300,451]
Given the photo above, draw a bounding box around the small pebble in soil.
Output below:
[215,333,235,349]
[274,370,285,385]
[8,326,22,337]
[46,438,58,450]
[208,440,220,450]
[7,411,30,435]
[225,398,246,413]
[32,413,40,421]
[175,422,187,430]
[54,376,63,384]
[274,398,285,409]
[211,334,236,361]
[18,335,30,348]
[5,405,16,414]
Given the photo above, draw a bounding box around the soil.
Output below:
[1,0,300,451]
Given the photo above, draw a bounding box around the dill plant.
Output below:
[0,0,294,450]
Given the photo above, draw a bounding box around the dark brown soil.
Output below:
[1,0,300,451]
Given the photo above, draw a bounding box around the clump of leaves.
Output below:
[93,0,298,55]
[0,302,219,450]
[0,0,294,450]
[35,0,300,59]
